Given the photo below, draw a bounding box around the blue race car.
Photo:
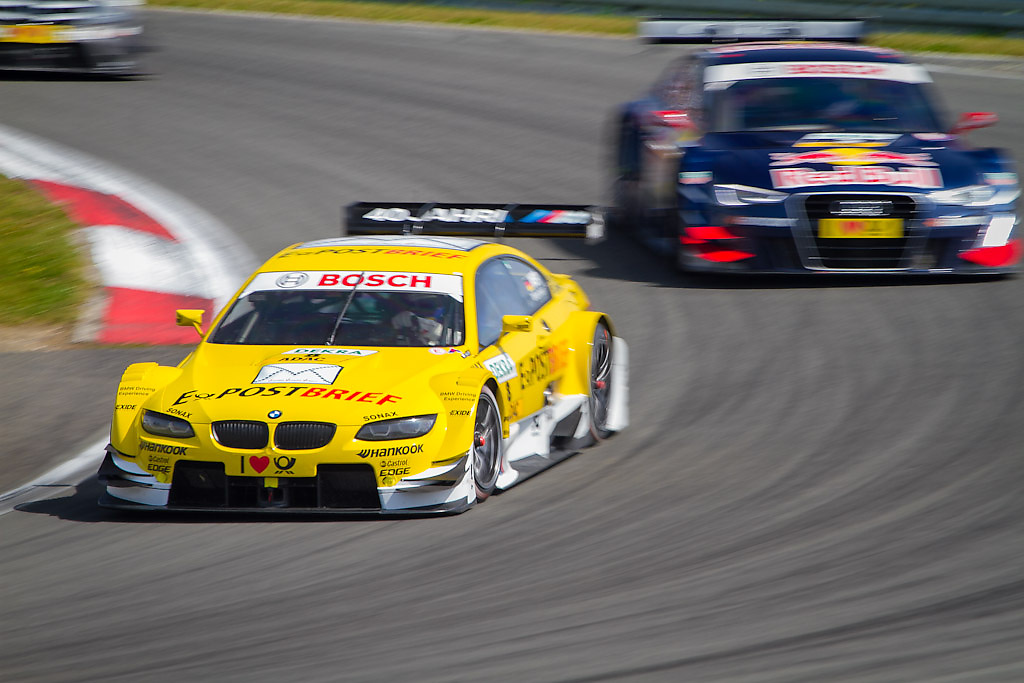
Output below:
[610,19,1020,274]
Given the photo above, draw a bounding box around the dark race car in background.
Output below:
[0,0,144,74]
[610,19,1020,274]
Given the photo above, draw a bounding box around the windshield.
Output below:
[707,77,943,133]
[210,289,465,347]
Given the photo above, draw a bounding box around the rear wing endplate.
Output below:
[344,202,604,241]
[639,18,866,44]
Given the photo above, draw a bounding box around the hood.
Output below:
[702,132,980,192]
[150,344,471,425]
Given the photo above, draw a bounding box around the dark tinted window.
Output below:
[475,259,524,347]
[707,77,943,132]
[474,258,549,347]
[502,258,551,313]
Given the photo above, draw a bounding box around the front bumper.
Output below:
[678,191,1020,275]
[97,446,473,515]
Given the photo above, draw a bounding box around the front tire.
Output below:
[472,386,502,501]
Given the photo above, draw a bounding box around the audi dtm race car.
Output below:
[611,18,1020,274]
[98,203,629,514]
[0,0,144,74]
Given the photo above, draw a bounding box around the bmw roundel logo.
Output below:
[268,410,282,419]
[275,272,308,288]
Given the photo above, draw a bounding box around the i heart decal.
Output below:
[249,455,270,473]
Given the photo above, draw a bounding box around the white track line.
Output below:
[0,437,108,515]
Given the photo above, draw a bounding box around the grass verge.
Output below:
[0,176,88,327]
[150,0,636,35]
[148,0,1024,57]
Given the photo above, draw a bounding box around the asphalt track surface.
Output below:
[2,10,1024,682]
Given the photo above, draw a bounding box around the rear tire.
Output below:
[588,323,614,440]
[472,386,502,501]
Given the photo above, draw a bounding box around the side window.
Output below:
[501,258,551,313]
[476,259,520,347]
[475,258,549,347]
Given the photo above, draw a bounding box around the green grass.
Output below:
[0,176,88,325]
[149,0,1024,56]
[870,31,1024,57]
[150,0,637,35]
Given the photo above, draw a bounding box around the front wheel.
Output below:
[472,386,502,501]
[588,323,614,439]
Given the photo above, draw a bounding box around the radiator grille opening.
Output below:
[212,420,269,449]
[318,465,381,509]
[169,461,227,507]
[274,422,336,450]
[802,193,920,269]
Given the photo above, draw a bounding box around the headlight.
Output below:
[714,184,788,206]
[356,414,437,441]
[931,184,999,207]
[141,410,195,438]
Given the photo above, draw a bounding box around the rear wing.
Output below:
[639,18,866,44]
[344,202,604,241]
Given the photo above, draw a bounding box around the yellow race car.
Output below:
[98,203,629,514]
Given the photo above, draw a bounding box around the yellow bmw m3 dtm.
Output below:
[98,203,629,514]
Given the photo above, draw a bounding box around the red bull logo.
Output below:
[770,147,936,167]
[770,166,942,189]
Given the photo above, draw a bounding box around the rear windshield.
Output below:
[707,77,944,133]
[210,290,465,347]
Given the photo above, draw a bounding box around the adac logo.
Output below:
[770,148,936,167]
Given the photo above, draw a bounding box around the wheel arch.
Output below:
[559,311,616,397]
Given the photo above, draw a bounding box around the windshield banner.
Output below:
[243,271,464,301]
[704,62,931,84]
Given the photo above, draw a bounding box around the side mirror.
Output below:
[951,112,998,135]
[175,309,205,338]
[501,315,532,335]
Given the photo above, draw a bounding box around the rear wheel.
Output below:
[472,386,502,501]
[588,323,614,439]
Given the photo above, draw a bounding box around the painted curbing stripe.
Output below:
[83,225,213,297]
[31,179,177,240]
[100,288,213,344]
